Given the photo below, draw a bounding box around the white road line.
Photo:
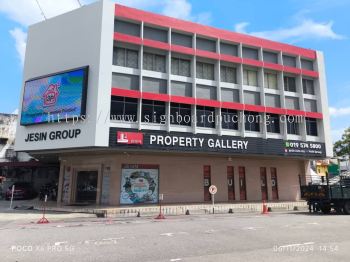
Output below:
[170,259,182,261]
[278,242,315,248]
[243,227,263,230]
[54,241,68,246]
[160,233,174,237]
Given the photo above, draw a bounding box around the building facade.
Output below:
[15,1,332,206]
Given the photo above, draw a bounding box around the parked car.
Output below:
[5,182,37,200]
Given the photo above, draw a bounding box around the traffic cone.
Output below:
[261,200,268,215]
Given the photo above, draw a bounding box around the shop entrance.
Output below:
[75,171,98,203]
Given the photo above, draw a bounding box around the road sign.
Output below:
[209,185,217,195]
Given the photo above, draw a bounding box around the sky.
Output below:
[0,0,349,142]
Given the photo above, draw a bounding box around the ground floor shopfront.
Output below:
[56,151,310,206]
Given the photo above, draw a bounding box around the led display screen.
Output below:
[20,66,88,125]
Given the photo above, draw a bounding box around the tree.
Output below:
[334,127,350,157]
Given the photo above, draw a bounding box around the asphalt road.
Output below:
[0,212,349,262]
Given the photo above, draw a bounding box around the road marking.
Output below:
[243,227,263,230]
[307,222,319,225]
[170,259,182,261]
[205,229,216,234]
[160,233,174,237]
[54,241,68,246]
[278,242,315,248]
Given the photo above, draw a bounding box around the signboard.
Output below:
[209,185,217,195]
[20,66,88,125]
[120,164,159,205]
[110,128,326,158]
[117,131,143,145]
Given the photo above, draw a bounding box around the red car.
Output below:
[5,182,37,200]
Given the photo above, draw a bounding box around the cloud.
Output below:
[234,19,345,42]
[331,127,346,142]
[161,0,212,24]
[9,27,27,66]
[329,107,350,117]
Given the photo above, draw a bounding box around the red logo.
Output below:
[43,83,60,107]
[117,131,143,145]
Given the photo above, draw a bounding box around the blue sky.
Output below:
[0,0,349,142]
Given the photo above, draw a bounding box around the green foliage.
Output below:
[334,127,350,157]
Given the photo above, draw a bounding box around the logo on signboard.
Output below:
[43,83,60,107]
[117,131,143,145]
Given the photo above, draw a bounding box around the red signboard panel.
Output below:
[117,131,143,145]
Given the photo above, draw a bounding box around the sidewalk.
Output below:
[0,198,308,218]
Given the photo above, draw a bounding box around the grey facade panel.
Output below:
[285,96,300,110]
[301,59,314,70]
[171,81,192,97]
[244,91,260,105]
[196,37,216,52]
[221,88,240,102]
[220,42,238,56]
[263,51,278,64]
[114,20,140,37]
[142,77,167,94]
[283,55,296,67]
[112,73,139,90]
[196,84,217,100]
[304,99,317,112]
[242,47,259,60]
[171,32,192,47]
[265,94,281,108]
[144,26,168,43]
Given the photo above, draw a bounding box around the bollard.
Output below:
[228,208,233,214]
[293,206,298,211]
[261,200,268,215]
[137,211,141,217]
[185,210,190,215]
[37,195,49,224]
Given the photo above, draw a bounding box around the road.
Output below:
[0,212,349,262]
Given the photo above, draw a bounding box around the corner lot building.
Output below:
[15,1,332,206]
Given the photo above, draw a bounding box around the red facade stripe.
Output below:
[242,58,264,67]
[143,39,170,50]
[302,69,319,78]
[220,54,242,64]
[263,62,284,71]
[115,4,316,59]
[285,109,306,116]
[244,104,266,113]
[196,49,220,60]
[114,32,142,45]
[171,45,195,55]
[196,98,221,107]
[111,87,141,98]
[170,95,196,104]
[283,66,302,75]
[265,107,286,115]
[221,101,245,110]
[142,91,170,102]
[305,111,323,119]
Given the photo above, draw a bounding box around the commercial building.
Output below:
[15,1,332,206]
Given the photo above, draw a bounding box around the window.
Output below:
[283,55,296,67]
[171,32,192,47]
[221,109,238,130]
[171,81,192,97]
[265,94,280,108]
[114,20,140,37]
[242,47,258,60]
[196,62,215,80]
[143,26,168,42]
[221,66,237,83]
[142,77,167,94]
[113,47,138,69]
[244,91,260,105]
[196,85,217,100]
[301,59,313,71]
[221,88,240,103]
[196,37,216,52]
[264,72,278,89]
[303,79,315,95]
[263,51,278,64]
[304,99,317,112]
[285,97,299,110]
[243,69,258,86]
[266,114,280,133]
[284,76,296,92]
[220,42,238,56]
[111,73,139,90]
[143,52,166,72]
[170,103,192,126]
[141,99,166,124]
[171,57,191,77]
[306,118,318,136]
[244,111,260,132]
[196,106,215,128]
[110,96,138,122]
[286,115,299,135]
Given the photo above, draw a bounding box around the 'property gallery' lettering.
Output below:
[24,129,81,142]
[150,134,248,150]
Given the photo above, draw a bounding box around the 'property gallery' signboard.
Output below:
[109,128,326,158]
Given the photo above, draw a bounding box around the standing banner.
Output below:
[120,164,159,204]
